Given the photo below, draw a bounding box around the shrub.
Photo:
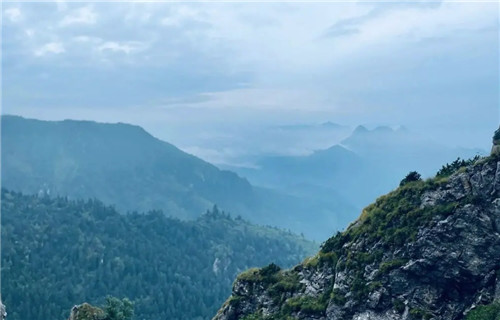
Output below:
[393,299,405,314]
[330,288,346,305]
[400,171,422,187]
[241,313,265,320]
[285,296,327,315]
[465,302,500,320]
[494,127,500,142]
[436,156,480,178]
[260,263,281,277]
[378,259,408,275]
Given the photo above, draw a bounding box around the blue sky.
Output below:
[2,1,499,163]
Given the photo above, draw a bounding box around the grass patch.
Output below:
[466,303,500,320]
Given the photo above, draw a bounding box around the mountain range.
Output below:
[1,115,354,240]
[226,125,483,214]
[1,116,483,240]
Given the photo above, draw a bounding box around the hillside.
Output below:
[0,189,316,320]
[1,115,257,219]
[1,115,352,240]
[213,134,500,320]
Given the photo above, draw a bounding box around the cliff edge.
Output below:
[214,129,500,320]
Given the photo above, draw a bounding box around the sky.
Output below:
[2,1,499,164]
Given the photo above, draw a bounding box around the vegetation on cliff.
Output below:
[68,297,132,320]
[215,150,498,320]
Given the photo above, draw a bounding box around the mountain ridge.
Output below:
[212,134,500,320]
[1,115,352,239]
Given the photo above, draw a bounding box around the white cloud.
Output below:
[25,29,35,37]
[97,41,146,54]
[4,7,22,22]
[160,5,204,26]
[3,2,498,154]
[55,0,68,12]
[34,42,65,56]
[60,6,96,26]
[73,35,102,43]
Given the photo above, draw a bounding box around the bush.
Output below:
[330,289,346,305]
[436,156,480,178]
[494,127,500,142]
[378,259,407,275]
[400,171,422,187]
[466,302,500,320]
[285,296,327,315]
[260,263,281,277]
[393,299,405,314]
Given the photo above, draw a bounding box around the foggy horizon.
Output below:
[2,1,499,165]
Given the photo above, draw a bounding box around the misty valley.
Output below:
[1,116,498,320]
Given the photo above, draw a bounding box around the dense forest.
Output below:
[1,189,316,320]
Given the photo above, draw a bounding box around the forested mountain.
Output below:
[1,115,352,240]
[1,189,316,320]
[1,115,255,220]
[213,133,500,320]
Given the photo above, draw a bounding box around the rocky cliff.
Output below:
[213,133,500,320]
[0,301,6,320]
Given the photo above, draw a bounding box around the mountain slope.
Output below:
[1,115,257,219]
[213,145,500,319]
[1,115,358,240]
[1,189,316,320]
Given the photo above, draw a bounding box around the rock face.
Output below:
[0,301,6,320]
[492,128,500,156]
[213,152,500,320]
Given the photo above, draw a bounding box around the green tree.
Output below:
[104,296,134,320]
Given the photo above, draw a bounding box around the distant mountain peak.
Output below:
[352,125,369,134]
[320,121,343,129]
[372,125,393,133]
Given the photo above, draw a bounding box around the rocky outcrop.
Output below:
[1,301,6,320]
[68,303,104,320]
[213,150,500,319]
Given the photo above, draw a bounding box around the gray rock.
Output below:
[0,301,6,320]
[213,156,500,320]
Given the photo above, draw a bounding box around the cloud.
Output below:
[160,6,202,27]
[34,42,65,56]
[60,6,96,26]
[25,29,35,37]
[4,7,22,22]
[2,2,498,156]
[72,35,102,43]
[97,41,146,54]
